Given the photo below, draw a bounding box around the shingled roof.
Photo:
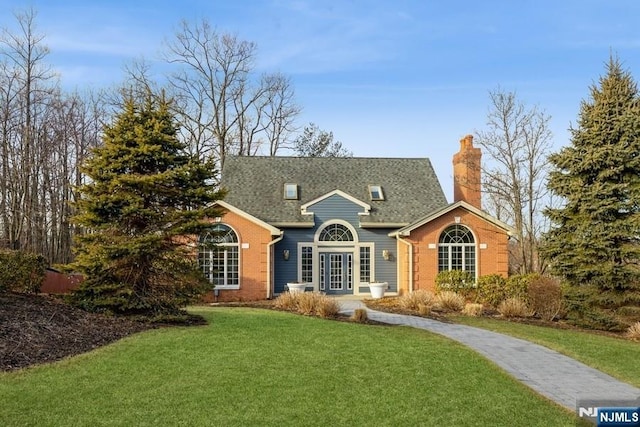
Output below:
[220,156,448,227]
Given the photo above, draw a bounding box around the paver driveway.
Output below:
[338,299,640,411]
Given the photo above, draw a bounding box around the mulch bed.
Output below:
[0,292,154,371]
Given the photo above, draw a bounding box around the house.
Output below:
[199,135,514,302]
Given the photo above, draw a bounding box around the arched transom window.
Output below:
[198,224,239,288]
[438,225,476,277]
[319,223,354,242]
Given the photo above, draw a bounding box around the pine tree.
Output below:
[542,57,640,324]
[70,92,224,317]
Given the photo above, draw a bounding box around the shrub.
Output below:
[399,289,435,311]
[527,276,564,321]
[274,292,339,318]
[462,303,484,317]
[315,295,340,318]
[498,297,533,318]
[435,270,475,297]
[435,291,465,312]
[569,308,626,332]
[476,274,507,307]
[562,284,627,331]
[417,303,431,316]
[351,308,368,323]
[296,292,317,315]
[626,322,640,341]
[273,292,298,311]
[0,250,47,294]
[617,306,640,323]
[505,274,539,302]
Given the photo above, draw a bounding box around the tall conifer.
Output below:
[70,92,224,316]
[542,57,640,320]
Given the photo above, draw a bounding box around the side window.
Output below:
[437,225,476,278]
[198,224,240,288]
[301,246,313,283]
[359,246,371,282]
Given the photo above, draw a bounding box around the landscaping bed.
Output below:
[0,292,154,371]
[2,290,635,373]
[363,295,634,339]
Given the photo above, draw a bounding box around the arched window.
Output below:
[319,223,354,242]
[199,224,239,288]
[438,225,476,277]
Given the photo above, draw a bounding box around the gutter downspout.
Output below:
[396,234,413,294]
[266,232,284,299]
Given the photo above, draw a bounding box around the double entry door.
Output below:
[319,251,353,295]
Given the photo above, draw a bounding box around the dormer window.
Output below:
[284,183,298,200]
[368,185,384,201]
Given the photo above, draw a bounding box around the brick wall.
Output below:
[453,135,482,209]
[403,206,509,293]
[200,209,275,302]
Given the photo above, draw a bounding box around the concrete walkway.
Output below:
[338,299,640,411]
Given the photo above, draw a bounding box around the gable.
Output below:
[212,200,282,236]
[301,190,370,215]
[221,156,448,226]
[391,201,516,237]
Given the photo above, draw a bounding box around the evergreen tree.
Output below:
[542,57,640,320]
[70,92,224,317]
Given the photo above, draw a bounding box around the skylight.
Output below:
[284,183,298,200]
[368,185,384,201]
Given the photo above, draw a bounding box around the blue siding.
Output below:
[273,194,399,294]
[274,228,315,293]
[359,228,397,293]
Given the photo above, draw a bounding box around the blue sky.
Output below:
[3,0,640,200]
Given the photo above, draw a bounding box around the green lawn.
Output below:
[451,315,640,388]
[0,307,576,426]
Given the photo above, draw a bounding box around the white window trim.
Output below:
[298,244,314,284]
[368,185,384,201]
[314,219,359,244]
[284,183,298,200]
[298,241,373,295]
[358,243,374,284]
[437,224,478,280]
[200,223,241,290]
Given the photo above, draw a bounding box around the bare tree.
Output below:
[0,60,20,249]
[0,8,55,252]
[263,73,300,156]
[0,9,103,263]
[293,123,353,157]
[163,19,300,167]
[475,89,552,274]
[43,91,103,262]
[0,11,306,265]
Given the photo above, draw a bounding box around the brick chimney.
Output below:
[453,134,482,209]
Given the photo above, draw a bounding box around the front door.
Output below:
[320,252,353,295]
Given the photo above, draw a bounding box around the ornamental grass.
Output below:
[399,289,435,311]
[434,291,465,312]
[462,303,484,317]
[626,322,640,341]
[498,297,533,318]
